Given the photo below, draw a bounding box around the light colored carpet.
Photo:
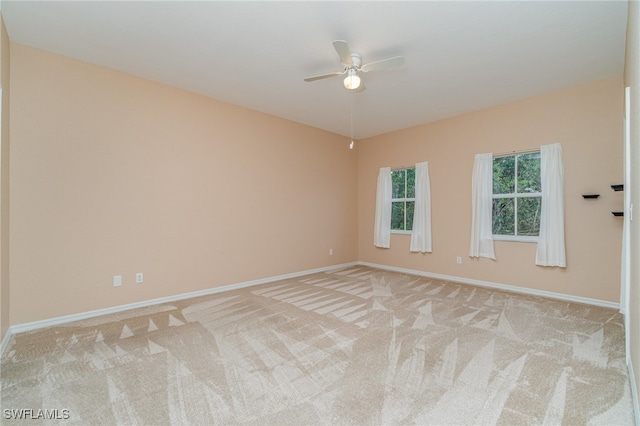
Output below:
[1,266,634,425]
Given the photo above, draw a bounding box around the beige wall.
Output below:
[5,41,627,327]
[358,77,624,303]
[9,44,358,324]
[624,0,640,417]
[0,15,9,341]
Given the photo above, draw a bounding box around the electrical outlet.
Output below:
[329,249,334,255]
[135,273,144,284]
[456,256,462,265]
[113,275,122,287]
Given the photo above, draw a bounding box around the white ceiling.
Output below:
[0,1,629,140]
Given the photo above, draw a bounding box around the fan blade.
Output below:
[332,40,353,65]
[304,71,344,82]
[361,56,405,72]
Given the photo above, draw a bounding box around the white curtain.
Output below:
[469,153,496,259]
[536,143,566,267]
[374,167,392,248]
[410,161,432,253]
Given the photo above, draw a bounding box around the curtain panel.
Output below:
[374,167,392,248]
[469,153,496,259]
[410,161,432,253]
[535,143,566,267]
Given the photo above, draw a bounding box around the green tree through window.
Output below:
[391,168,415,232]
[492,152,541,239]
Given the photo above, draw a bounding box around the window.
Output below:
[492,152,541,241]
[391,168,415,233]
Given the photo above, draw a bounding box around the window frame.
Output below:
[492,152,541,243]
[390,167,415,235]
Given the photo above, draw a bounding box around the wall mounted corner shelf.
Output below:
[611,184,624,217]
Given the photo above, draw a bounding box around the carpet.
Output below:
[1,266,634,425]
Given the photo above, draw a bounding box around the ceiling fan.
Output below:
[304,40,405,91]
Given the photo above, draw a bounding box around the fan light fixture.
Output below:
[343,69,361,90]
[304,41,405,91]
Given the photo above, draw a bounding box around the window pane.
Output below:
[406,168,416,198]
[493,156,515,194]
[391,202,404,230]
[406,201,415,231]
[392,170,406,199]
[517,153,541,193]
[518,197,541,236]
[492,198,515,235]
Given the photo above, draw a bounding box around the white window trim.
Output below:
[493,234,538,243]
[391,196,416,232]
[492,192,542,240]
[391,167,416,233]
[492,152,541,241]
[391,229,412,235]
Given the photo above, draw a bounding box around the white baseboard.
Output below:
[3,260,636,418]
[6,262,357,338]
[629,358,640,426]
[2,260,619,357]
[357,261,620,310]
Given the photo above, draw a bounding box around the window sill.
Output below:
[391,230,412,235]
[493,235,538,243]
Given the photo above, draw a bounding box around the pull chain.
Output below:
[349,90,355,149]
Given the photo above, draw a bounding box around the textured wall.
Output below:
[6,42,627,326]
[9,44,358,324]
[358,77,624,303]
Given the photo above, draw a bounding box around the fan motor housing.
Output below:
[346,53,362,69]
